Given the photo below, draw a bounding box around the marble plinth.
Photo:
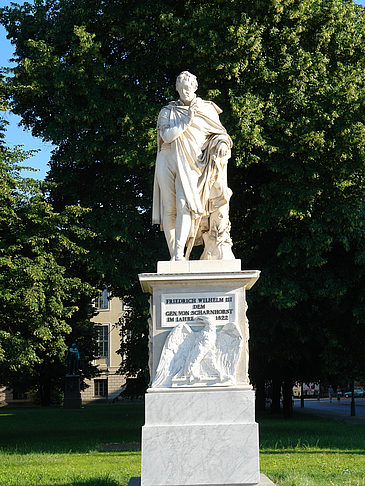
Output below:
[157,259,242,274]
[142,389,260,486]
[139,261,260,387]
[138,261,262,486]
[145,389,256,425]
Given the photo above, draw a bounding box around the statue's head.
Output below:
[176,71,198,104]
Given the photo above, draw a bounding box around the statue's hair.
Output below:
[176,71,198,91]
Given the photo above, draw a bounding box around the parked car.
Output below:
[344,387,365,398]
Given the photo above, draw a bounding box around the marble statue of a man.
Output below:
[152,71,235,261]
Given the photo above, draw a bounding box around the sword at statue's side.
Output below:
[185,214,202,260]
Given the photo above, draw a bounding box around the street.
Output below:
[294,397,365,422]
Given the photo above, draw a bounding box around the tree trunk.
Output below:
[282,379,293,419]
[255,377,266,413]
[271,379,281,414]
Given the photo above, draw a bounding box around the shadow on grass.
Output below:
[0,402,144,454]
[257,410,365,453]
[2,403,365,456]
[44,480,122,486]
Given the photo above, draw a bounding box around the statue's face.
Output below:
[177,78,196,104]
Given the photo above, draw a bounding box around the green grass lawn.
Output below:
[259,412,365,486]
[0,402,364,486]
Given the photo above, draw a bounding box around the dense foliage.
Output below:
[1,0,364,407]
[0,90,99,404]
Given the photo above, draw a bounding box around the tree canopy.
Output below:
[1,0,364,400]
[0,86,99,404]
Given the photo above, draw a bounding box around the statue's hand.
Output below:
[188,101,198,123]
[216,143,229,158]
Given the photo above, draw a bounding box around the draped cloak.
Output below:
[152,98,232,246]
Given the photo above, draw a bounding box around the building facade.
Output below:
[81,291,126,402]
[0,291,126,405]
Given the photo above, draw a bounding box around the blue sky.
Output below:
[1,0,364,180]
[1,0,53,180]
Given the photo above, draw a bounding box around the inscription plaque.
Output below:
[160,292,235,328]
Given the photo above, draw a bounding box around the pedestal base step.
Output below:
[142,389,260,486]
[128,475,278,486]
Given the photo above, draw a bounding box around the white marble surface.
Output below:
[139,269,260,293]
[152,71,234,261]
[138,267,260,386]
[142,389,260,486]
[145,389,255,425]
[147,384,252,393]
[258,475,278,485]
[142,422,260,486]
[152,318,243,388]
[139,264,262,486]
[157,259,241,274]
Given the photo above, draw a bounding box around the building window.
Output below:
[95,289,109,310]
[94,379,108,397]
[96,325,109,358]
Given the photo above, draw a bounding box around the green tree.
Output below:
[1,0,364,403]
[225,0,365,411]
[0,92,99,404]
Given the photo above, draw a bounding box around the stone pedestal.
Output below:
[64,375,82,409]
[139,260,264,486]
[143,388,259,486]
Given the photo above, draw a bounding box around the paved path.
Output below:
[294,397,365,423]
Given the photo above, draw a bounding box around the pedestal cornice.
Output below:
[139,268,260,294]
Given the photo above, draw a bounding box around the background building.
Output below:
[0,290,126,405]
[81,290,126,402]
